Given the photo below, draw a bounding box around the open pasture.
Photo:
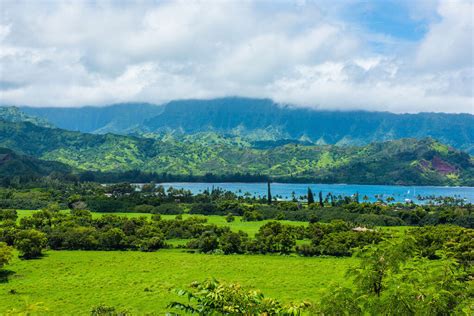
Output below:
[1,250,355,314]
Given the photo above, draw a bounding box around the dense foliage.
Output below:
[0,183,472,314]
[168,278,311,315]
[1,119,473,185]
[316,236,473,315]
[0,182,472,229]
[0,242,12,271]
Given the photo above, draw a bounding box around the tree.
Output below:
[0,209,18,221]
[141,181,156,193]
[196,231,219,253]
[220,231,245,254]
[316,238,471,315]
[307,188,314,205]
[318,191,324,207]
[267,180,272,205]
[14,229,47,259]
[98,228,126,250]
[225,213,235,223]
[0,242,13,270]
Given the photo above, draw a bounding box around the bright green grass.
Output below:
[1,250,356,314]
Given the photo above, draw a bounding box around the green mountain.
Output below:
[0,106,53,128]
[21,103,163,134]
[0,120,472,186]
[19,97,474,153]
[0,147,72,179]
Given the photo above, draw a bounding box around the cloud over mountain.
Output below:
[0,0,472,113]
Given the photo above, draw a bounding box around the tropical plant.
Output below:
[167,278,311,315]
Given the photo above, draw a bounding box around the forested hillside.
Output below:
[0,147,72,179]
[17,97,474,153]
[0,120,472,186]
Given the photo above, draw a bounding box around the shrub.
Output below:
[242,210,263,222]
[219,231,247,254]
[0,242,13,270]
[225,213,235,223]
[168,279,311,315]
[0,209,17,221]
[90,304,129,316]
[133,204,156,213]
[152,203,183,215]
[14,229,47,259]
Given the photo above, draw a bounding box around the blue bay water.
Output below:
[158,182,474,204]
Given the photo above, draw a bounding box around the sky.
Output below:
[0,0,472,113]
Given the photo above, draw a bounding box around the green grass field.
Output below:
[1,250,356,314]
[4,210,413,314]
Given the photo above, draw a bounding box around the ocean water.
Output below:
[157,182,474,203]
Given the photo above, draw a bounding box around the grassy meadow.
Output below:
[1,249,356,314]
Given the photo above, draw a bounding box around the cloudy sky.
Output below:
[0,0,472,113]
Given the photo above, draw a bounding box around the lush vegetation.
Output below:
[167,229,473,315]
[1,119,473,185]
[1,101,473,314]
[0,180,472,314]
[1,182,472,228]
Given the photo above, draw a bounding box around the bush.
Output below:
[253,222,296,254]
[189,203,220,215]
[0,242,13,270]
[153,203,183,215]
[137,236,165,252]
[91,304,129,316]
[225,213,235,223]
[194,231,219,253]
[317,231,383,257]
[98,228,126,250]
[133,204,156,213]
[168,279,311,315]
[242,210,263,222]
[219,231,247,254]
[14,229,47,259]
[62,226,99,250]
[0,209,17,221]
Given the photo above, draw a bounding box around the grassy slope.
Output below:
[1,250,356,314]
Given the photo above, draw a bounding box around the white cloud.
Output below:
[0,0,472,113]
[415,0,473,71]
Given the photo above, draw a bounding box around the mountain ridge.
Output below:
[0,119,472,186]
[12,97,473,153]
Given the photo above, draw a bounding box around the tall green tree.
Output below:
[267,180,272,205]
[307,187,314,205]
[317,238,471,315]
